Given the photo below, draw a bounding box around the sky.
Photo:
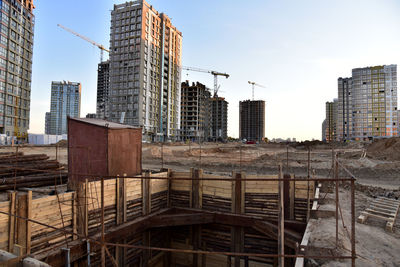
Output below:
[29,0,400,140]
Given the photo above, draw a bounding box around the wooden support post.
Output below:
[101,177,105,267]
[192,169,203,267]
[123,175,127,266]
[26,191,31,254]
[142,231,150,267]
[231,172,244,267]
[116,176,121,225]
[72,192,77,241]
[335,154,339,248]
[307,171,314,222]
[142,172,151,267]
[16,192,31,255]
[116,175,126,266]
[8,191,16,252]
[192,225,200,267]
[167,169,172,208]
[163,230,171,267]
[278,164,284,267]
[290,175,295,220]
[76,180,88,238]
[351,178,356,267]
[84,179,88,236]
[201,241,206,267]
[142,171,151,215]
[283,174,291,220]
[192,169,203,209]
[189,168,194,208]
[227,256,231,267]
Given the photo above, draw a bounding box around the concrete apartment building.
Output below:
[46,81,81,135]
[323,64,398,142]
[96,60,110,119]
[210,97,228,141]
[337,77,352,141]
[324,99,337,142]
[351,65,398,140]
[109,1,182,141]
[0,0,35,139]
[44,111,50,134]
[239,100,265,142]
[180,81,211,141]
[321,119,327,141]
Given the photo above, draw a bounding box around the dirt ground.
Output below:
[1,140,399,266]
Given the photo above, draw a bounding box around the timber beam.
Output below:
[33,208,305,265]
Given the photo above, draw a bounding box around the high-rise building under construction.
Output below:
[96,60,110,119]
[109,1,182,141]
[239,100,265,142]
[325,99,337,142]
[210,97,228,141]
[337,77,352,141]
[0,0,35,139]
[180,81,211,141]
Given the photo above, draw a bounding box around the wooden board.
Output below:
[358,197,400,232]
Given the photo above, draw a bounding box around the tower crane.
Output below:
[182,66,229,97]
[248,81,266,100]
[57,24,109,62]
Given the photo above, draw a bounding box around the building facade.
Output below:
[44,111,50,134]
[351,65,398,140]
[109,1,182,141]
[337,77,352,141]
[324,64,398,142]
[47,81,81,135]
[210,96,228,141]
[96,60,110,119]
[0,0,35,139]
[180,81,211,141]
[321,119,327,141]
[239,100,265,142]
[325,99,337,142]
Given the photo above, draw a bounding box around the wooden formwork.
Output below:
[0,169,314,266]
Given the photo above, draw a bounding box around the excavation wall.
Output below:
[0,169,313,266]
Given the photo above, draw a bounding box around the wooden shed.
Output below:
[67,117,142,183]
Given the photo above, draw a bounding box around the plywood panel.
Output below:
[151,179,167,194]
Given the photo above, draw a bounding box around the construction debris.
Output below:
[358,197,400,232]
[0,152,66,191]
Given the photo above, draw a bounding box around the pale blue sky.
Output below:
[30,0,400,140]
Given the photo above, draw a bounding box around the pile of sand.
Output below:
[367,137,400,161]
[56,139,67,147]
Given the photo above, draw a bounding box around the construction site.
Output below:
[0,118,399,266]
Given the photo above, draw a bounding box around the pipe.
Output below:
[62,248,70,267]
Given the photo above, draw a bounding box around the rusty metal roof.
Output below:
[69,117,141,129]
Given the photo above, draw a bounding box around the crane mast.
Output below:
[248,81,266,100]
[57,24,110,62]
[182,66,229,97]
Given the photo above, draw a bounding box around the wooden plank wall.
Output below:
[0,169,314,266]
[0,200,10,251]
[169,171,315,267]
[0,172,169,266]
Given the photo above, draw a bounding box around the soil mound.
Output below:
[367,137,400,161]
[56,139,67,147]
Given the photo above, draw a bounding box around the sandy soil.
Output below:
[309,188,400,267]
